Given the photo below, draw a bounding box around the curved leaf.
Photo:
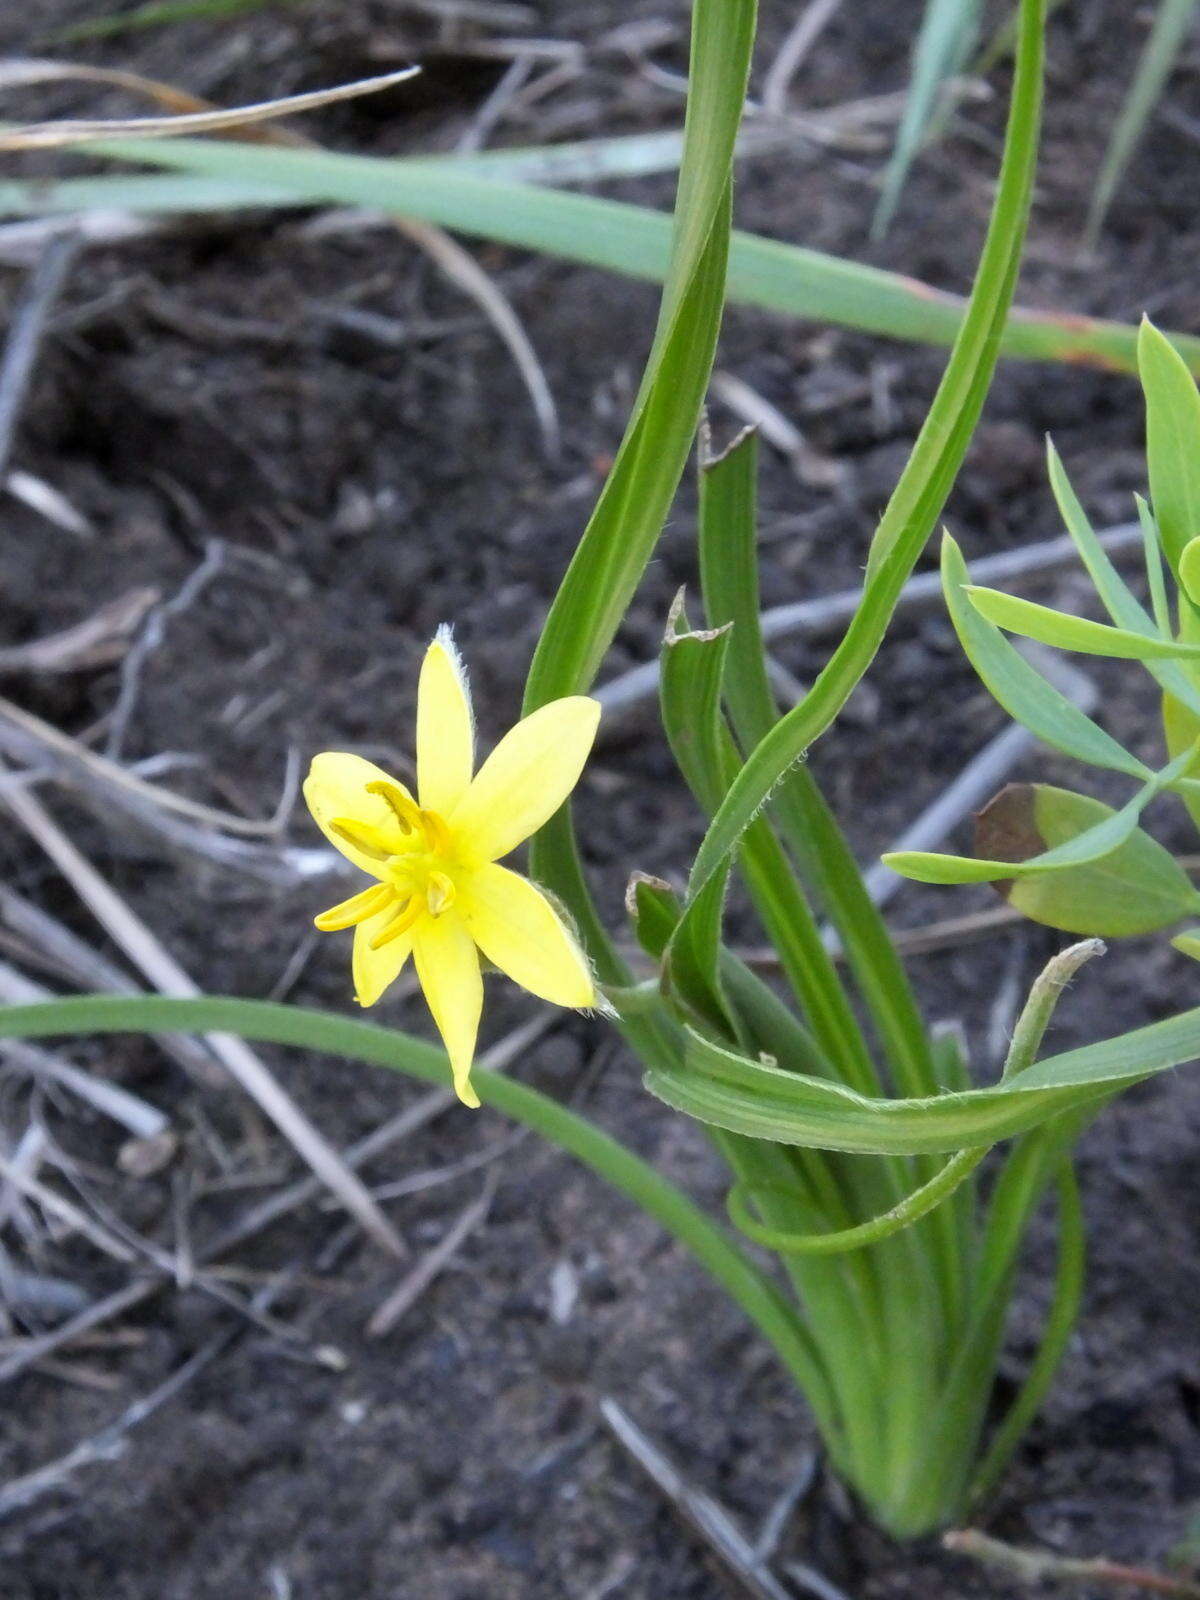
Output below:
[965,585,1200,660]
[639,998,1200,1155]
[0,992,827,1394]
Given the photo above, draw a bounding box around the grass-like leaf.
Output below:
[0,993,824,1396]
[7,146,1200,374]
[669,0,1047,979]
[964,585,1200,659]
[657,613,738,1036]
[942,534,1149,776]
[1086,0,1200,244]
[516,0,756,708]
[873,0,983,239]
[10,978,1168,1176]
[658,15,1050,1040]
[510,0,755,1033]
[642,997,1200,1154]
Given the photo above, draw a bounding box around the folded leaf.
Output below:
[627,873,681,961]
[885,734,1199,891]
[658,611,737,1035]
[977,783,1200,935]
[641,1000,1200,1154]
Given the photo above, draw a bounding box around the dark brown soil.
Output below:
[0,2,1198,1596]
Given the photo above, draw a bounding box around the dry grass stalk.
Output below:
[0,64,420,150]
[0,755,404,1257]
[366,1170,497,1337]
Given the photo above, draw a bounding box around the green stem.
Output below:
[967,1159,1085,1507]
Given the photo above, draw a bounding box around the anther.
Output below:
[421,809,453,855]
[314,882,393,932]
[330,816,399,861]
[370,895,421,949]
[366,780,423,836]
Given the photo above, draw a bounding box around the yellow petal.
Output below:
[417,628,474,817]
[460,863,595,1008]
[448,696,600,862]
[304,753,414,877]
[413,910,483,1108]
[353,902,414,1007]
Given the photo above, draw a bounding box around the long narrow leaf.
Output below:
[640,994,1200,1154]
[964,585,1200,659]
[517,0,755,708]
[697,428,936,1098]
[673,0,1047,968]
[873,0,983,238]
[7,148,1200,374]
[694,433,896,1100]
[942,534,1149,776]
[1086,0,1200,244]
[0,993,825,1395]
[512,0,754,1030]
[10,988,1191,1167]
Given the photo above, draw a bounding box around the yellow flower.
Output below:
[304,628,599,1107]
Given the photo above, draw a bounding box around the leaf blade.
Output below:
[964,585,1200,660]
[942,534,1149,776]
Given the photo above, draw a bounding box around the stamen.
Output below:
[330,816,399,861]
[369,894,422,949]
[366,779,423,836]
[314,882,393,932]
[426,870,456,916]
[421,809,453,855]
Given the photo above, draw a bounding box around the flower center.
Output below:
[321,779,459,950]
